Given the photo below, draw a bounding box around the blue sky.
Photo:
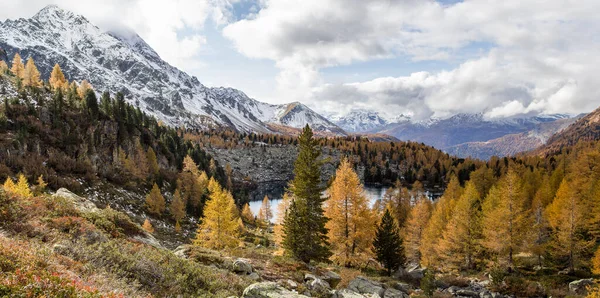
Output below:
[1,0,599,120]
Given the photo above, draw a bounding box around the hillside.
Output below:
[444,116,579,159]
[0,5,343,135]
[538,106,600,155]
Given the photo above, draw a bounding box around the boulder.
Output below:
[348,276,385,297]
[393,283,411,294]
[322,271,342,288]
[383,288,408,298]
[307,277,331,296]
[282,280,298,290]
[131,231,164,249]
[333,289,365,298]
[455,289,479,297]
[249,272,261,281]
[304,273,319,282]
[53,188,99,213]
[406,265,426,280]
[173,245,190,259]
[233,258,253,275]
[242,282,310,298]
[569,278,595,295]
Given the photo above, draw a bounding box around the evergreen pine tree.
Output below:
[84,89,99,119]
[374,209,405,275]
[282,124,331,263]
[100,91,112,116]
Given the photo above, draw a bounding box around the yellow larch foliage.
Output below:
[404,196,433,265]
[593,246,600,275]
[142,219,154,233]
[3,177,16,194]
[420,176,462,268]
[14,174,32,198]
[546,179,591,272]
[481,170,528,269]
[258,195,273,224]
[438,180,481,271]
[273,192,292,249]
[170,189,186,224]
[23,57,41,87]
[382,181,411,228]
[241,203,255,224]
[77,80,92,99]
[193,178,241,249]
[10,53,24,79]
[49,63,67,90]
[0,61,8,74]
[145,183,166,216]
[325,158,375,267]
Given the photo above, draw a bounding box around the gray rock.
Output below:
[304,273,319,282]
[249,272,261,281]
[569,278,595,295]
[242,282,310,298]
[307,277,331,296]
[173,245,190,259]
[333,289,364,298]
[456,289,479,297]
[479,290,493,298]
[53,188,99,213]
[284,280,298,289]
[348,276,385,297]
[406,265,426,280]
[131,231,164,249]
[233,258,254,274]
[383,288,408,298]
[393,283,411,294]
[322,271,342,288]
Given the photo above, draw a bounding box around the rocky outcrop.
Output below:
[569,278,595,295]
[347,276,386,297]
[242,282,309,298]
[53,188,100,213]
[233,258,254,275]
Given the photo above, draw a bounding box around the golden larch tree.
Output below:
[170,188,186,225]
[258,195,273,224]
[481,170,528,270]
[3,177,16,194]
[142,218,154,233]
[193,178,241,249]
[14,174,32,198]
[10,53,24,79]
[49,63,67,90]
[241,203,255,224]
[274,192,292,248]
[77,80,92,99]
[404,196,433,265]
[0,61,8,74]
[325,158,375,267]
[382,181,412,228]
[23,57,41,87]
[145,183,166,216]
[546,179,590,272]
[420,176,462,268]
[438,180,482,271]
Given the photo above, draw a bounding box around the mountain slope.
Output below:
[444,116,579,159]
[332,109,389,132]
[373,113,572,153]
[538,107,600,154]
[0,5,344,135]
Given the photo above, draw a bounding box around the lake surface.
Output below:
[249,185,389,222]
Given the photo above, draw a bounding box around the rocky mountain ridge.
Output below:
[0,5,344,135]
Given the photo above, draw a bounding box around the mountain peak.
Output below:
[32,5,91,27]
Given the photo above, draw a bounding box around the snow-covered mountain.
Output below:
[0,5,344,135]
[369,113,573,156]
[331,110,389,132]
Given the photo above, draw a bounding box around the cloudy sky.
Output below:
[1,0,599,120]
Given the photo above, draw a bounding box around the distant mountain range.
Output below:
[331,110,577,159]
[0,5,344,135]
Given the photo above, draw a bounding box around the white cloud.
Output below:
[223,0,600,119]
